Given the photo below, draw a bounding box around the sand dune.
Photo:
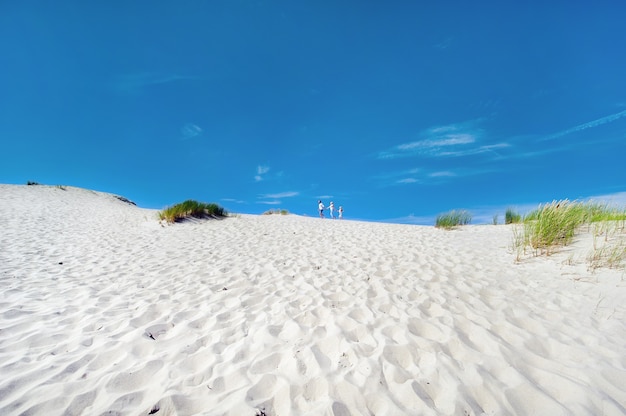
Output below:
[1,184,625,415]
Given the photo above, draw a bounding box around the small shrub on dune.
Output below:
[159,200,226,223]
[435,210,472,229]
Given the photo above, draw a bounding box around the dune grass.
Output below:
[262,209,289,215]
[587,241,626,271]
[505,208,521,224]
[159,200,226,223]
[513,200,626,267]
[435,210,472,229]
[520,200,587,255]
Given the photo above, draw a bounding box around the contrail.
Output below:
[542,109,626,141]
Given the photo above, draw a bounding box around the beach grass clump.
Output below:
[262,209,289,215]
[505,208,521,224]
[587,241,626,271]
[586,203,626,224]
[435,210,472,229]
[159,200,226,223]
[521,200,587,255]
[513,199,626,266]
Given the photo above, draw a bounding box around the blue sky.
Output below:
[1,2,625,224]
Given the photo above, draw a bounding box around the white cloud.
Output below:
[255,165,270,182]
[261,191,299,199]
[586,191,626,207]
[434,36,453,50]
[222,198,245,204]
[429,171,455,177]
[373,168,421,181]
[384,214,435,225]
[375,165,497,188]
[397,134,475,151]
[437,143,510,157]
[180,123,202,140]
[378,121,485,159]
[257,191,299,207]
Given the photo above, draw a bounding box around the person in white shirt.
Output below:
[338,206,343,219]
[318,200,325,218]
[329,201,335,219]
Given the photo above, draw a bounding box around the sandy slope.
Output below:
[0,184,625,416]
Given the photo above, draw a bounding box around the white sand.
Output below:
[1,184,625,416]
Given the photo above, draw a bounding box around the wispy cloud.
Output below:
[258,200,281,205]
[383,214,435,226]
[114,72,199,93]
[541,109,626,141]
[255,165,270,182]
[261,191,299,199]
[437,143,511,157]
[257,191,299,206]
[500,110,625,160]
[397,134,475,150]
[222,198,246,204]
[375,166,495,187]
[586,191,626,207]
[377,120,503,159]
[373,168,421,185]
[434,36,453,50]
[180,123,202,140]
[429,171,456,178]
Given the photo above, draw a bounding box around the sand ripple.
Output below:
[1,185,625,415]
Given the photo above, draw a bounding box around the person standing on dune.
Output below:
[318,200,325,218]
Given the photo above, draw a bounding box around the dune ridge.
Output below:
[1,184,625,415]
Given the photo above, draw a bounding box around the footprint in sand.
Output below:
[144,323,174,340]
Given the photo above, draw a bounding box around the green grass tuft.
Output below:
[505,208,521,224]
[435,210,472,229]
[159,200,226,223]
[262,209,290,215]
[512,199,626,269]
[519,200,626,255]
[520,200,591,255]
